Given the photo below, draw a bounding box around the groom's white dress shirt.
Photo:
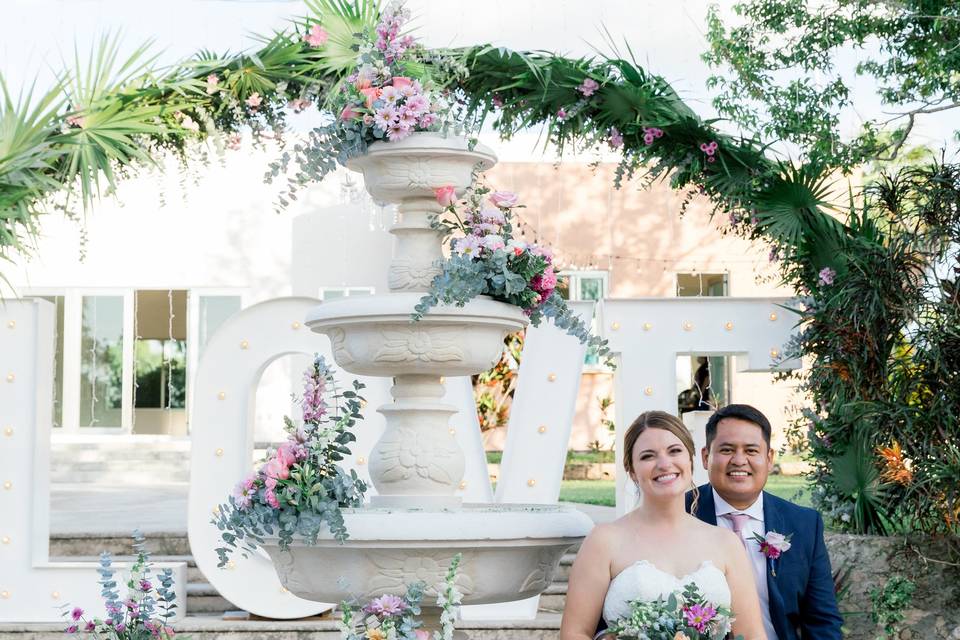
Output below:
[713,489,778,640]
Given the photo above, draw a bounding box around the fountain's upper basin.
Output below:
[261,503,593,605]
[306,294,527,376]
[346,132,497,204]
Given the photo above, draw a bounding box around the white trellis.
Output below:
[602,297,800,515]
[0,299,186,623]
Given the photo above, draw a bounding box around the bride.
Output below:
[560,411,765,640]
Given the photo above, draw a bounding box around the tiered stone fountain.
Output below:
[262,133,592,632]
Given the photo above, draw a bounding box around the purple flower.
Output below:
[818,267,836,286]
[84,621,96,632]
[608,126,623,149]
[556,108,567,120]
[577,78,600,96]
[139,579,152,592]
[71,607,84,621]
[115,623,126,633]
[683,603,717,633]
[363,593,408,616]
[65,624,79,633]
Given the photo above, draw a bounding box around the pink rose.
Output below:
[489,191,519,209]
[264,458,289,481]
[391,76,412,90]
[354,77,372,90]
[245,93,262,109]
[415,631,430,640]
[434,185,456,207]
[340,105,359,121]
[359,87,380,108]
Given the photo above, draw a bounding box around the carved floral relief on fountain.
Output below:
[366,550,476,599]
[375,426,461,486]
[374,329,463,363]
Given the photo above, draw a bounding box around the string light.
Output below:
[291,321,301,330]
[610,321,620,331]
[724,321,734,330]
[538,425,547,434]
[215,448,224,457]
[3,427,11,437]
[6,320,13,329]
[526,478,537,487]
[5,374,13,383]
[547,373,557,382]
[769,312,778,321]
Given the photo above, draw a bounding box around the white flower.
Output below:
[764,531,792,553]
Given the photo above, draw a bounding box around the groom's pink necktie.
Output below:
[724,512,751,548]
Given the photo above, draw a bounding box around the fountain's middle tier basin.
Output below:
[261,504,593,605]
[306,294,528,376]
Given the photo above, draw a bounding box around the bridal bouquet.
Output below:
[339,555,463,640]
[413,183,611,364]
[607,583,737,640]
[212,355,367,567]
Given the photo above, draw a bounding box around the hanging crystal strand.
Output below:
[167,289,174,411]
[89,300,98,427]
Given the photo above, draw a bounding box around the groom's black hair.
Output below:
[704,404,772,449]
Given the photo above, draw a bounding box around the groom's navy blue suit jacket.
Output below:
[687,484,843,640]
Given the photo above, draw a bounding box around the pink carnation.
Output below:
[303,24,329,47]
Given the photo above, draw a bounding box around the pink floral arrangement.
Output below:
[212,356,368,566]
[333,1,457,146]
[413,183,609,364]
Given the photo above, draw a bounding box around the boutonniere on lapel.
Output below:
[751,531,792,576]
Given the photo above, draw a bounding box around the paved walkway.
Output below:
[50,483,616,535]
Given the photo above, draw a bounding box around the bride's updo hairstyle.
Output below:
[623,410,699,513]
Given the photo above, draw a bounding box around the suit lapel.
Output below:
[695,484,717,525]
[763,492,790,640]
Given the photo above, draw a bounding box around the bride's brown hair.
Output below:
[623,410,700,514]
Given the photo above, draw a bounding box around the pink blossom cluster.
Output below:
[375,2,415,63]
[577,77,600,97]
[643,127,664,145]
[369,77,435,141]
[699,140,719,163]
[818,267,836,286]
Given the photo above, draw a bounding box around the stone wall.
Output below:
[826,533,960,639]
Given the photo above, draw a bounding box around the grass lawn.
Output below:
[558,474,814,509]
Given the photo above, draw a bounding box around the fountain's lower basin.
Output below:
[305,294,528,377]
[261,503,593,605]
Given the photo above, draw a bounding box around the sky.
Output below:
[1,0,956,162]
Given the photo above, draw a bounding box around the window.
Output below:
[558,271,608,366]
[78,296,125,428]
[557,271,608,302]
[676,272,728,297]
[676,273,731,413]
[197,295,242,356]
[319,287,375,300]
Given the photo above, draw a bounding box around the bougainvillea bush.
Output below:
[212,355,367,566]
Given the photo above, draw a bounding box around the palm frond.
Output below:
[55,34,165,212]
[303,0,380,76]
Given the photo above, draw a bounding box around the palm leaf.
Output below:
[55,34,165,212]
[303,0,380,76]
[0,75,66,257]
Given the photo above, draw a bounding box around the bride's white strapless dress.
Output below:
[602,559,732,624]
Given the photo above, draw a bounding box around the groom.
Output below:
[689,404,843,639]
